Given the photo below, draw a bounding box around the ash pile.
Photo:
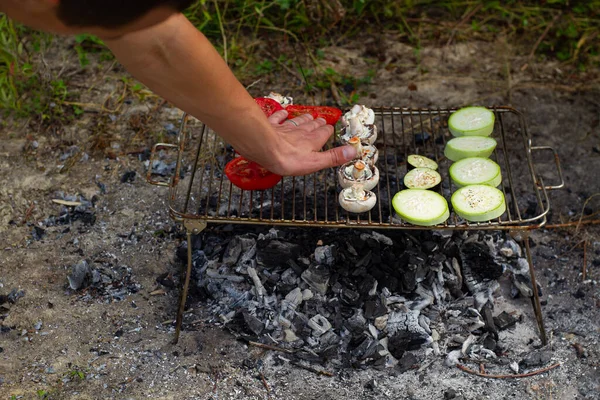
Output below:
[180,227,536,370]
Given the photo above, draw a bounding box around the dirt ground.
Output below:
[1,34,599,399]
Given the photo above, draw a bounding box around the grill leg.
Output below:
[173,220,207,344]
[523,232,548,345]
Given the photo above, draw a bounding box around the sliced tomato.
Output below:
[285,105,342,125]
[254,97,284,117]
[224,157,282,191]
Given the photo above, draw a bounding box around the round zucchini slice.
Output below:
[392,189,450,226]
[404,167,442,190]
[407,154,438,171]
[444,136,497,161]
[451,185,506,222]
[448,107,495,137]
[449,157,502,188]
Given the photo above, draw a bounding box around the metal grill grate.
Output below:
[149,106,564,231]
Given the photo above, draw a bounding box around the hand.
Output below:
[253,110,357,176]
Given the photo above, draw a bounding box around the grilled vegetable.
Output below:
[448,106,495,137]
[407,154,438,171]
[444,136,497,161]
[225,157,282,191]
[403,167,442,190]
[337,160,380,191]
[449,157,502,188]
[392,189,450,226]
[339,185,377,213]
[451,185,506,222]
[254,97,284,117]
[286,105,342,125]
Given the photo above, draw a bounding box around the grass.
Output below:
[1,0,599,124]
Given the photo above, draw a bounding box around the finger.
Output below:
[302,124,335,149]
[268,109,289,124]
[284,113,314,127]
[297,117,327,132]
[304,145,357,173]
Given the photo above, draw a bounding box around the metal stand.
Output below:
[523,231,548,345]
[172,219,207,344]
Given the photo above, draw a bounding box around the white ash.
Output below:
[179,227,543,371]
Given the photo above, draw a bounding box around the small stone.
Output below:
[284,329,298,342]
[45,367,56,374]
[34,321,43,330]
[68,260,91,290]
[374,315,388,331]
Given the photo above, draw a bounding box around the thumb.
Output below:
[309,145,357,172]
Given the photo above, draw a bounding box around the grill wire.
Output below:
[162,106,552,230]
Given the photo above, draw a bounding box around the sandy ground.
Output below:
[1,35,599,399]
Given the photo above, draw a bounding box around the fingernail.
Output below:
[342,145,357,160]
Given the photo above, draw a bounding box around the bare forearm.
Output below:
[104,13,277,161]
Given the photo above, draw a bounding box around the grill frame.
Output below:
[148,105,565,345]
[149,106,564,231]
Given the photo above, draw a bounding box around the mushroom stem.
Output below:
[352,161,366,180]
[348,137,363,160]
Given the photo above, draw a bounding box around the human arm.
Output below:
[102,13,355,176]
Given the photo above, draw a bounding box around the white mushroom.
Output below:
[337,160,380,191]
[266,92,293,107]
[361,143,379,167]
[342,104,375,126]
[339,185,377,213]
[340,117,377,145]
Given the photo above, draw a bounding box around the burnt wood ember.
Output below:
[182,227,537,370]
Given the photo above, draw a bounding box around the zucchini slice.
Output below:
[451,185,506,222]
[448,107,495,137]
[392,189,450,226]
[407,154,438,171]
[444,136,497,161]
[404,167,442,190]
[449,157,502,188]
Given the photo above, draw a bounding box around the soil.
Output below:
[1,33,599,399]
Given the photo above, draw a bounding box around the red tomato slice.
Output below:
[285,105,343,125]
[224,157,282,191]
[254,97,284,117]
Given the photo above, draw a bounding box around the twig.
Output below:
[576,193,600,233]
[545,219,600,229]
[248,341,294,354]
[289,361,334,377]
[21,202,35,225]
[521,12,562,71]
[259,371,271,395]
[446,4,483,47]
[457,362,561,379]
[583,239,588,281]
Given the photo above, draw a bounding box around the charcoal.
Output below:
[344,310,367,336]
[7,288,25,304]
[396,352,418,373]
[242,311,264,335]
[494,311,519,330]
[257,240,302,269]
[301,264,330,295]
[387,310,432,357]
[520,350,552,368]
[314,245,336,266]
[364,296,388,319]
[222,237,244,266]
